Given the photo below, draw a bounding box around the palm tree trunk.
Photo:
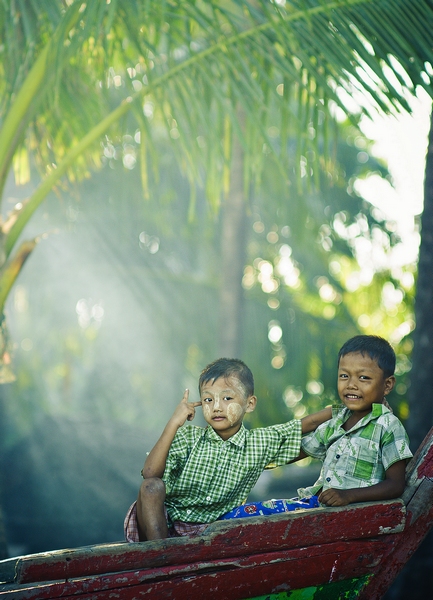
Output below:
[217,131,247,358]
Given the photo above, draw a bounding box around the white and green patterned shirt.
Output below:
[162,420,302,523]
[298,403,412,498]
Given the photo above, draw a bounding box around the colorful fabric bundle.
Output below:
[219,496,320,520]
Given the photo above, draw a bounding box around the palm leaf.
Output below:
[1,0,433,265]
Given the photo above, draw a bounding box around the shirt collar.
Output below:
[204,423,247,446]
[340,402,391,429]
[371,402,391,417]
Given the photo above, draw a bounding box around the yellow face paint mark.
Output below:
[227,402,243,426]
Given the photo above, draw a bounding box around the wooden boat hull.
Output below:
[1,426,432,599]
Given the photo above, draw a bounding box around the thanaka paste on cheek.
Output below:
[227,402,243,425]
[202,403,211,419]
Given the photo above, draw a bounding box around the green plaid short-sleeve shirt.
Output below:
[298,403,412,498]
[162,420,302,523]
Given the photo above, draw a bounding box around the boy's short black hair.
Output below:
[199,358,254,397]
[338,335,396,378]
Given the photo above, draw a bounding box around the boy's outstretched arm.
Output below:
[300,407,332,434]
[318,459,407,507]
[141,389,202,479]
[288,408,333,464]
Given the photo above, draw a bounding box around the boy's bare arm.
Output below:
[300,407,332,434]
[318,460,407,507]
[141,390,201,479]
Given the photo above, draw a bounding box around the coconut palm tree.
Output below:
[1,0,432,355]
[0,0,430,394]
[1,2,433,576]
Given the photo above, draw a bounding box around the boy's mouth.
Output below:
[345,394,361,400]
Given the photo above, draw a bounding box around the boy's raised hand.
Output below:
[171,389,202,427]
[142,390,202,480]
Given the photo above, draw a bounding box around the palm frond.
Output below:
[1,0,432,258]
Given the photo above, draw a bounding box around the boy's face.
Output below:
[200,375,256,440]
[337,351,395,418]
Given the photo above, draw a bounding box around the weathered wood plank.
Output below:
[0,537,397,600]
[6,500,405,585]
[358,478,433,599]
[403,425,433,496]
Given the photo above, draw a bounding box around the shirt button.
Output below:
[206,496,211,501]
[187,509,191,515]
[326,477,331,482]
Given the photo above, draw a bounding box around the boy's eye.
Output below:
[339,374,348,379]
[202,397,212,403]
[224,396,233,401]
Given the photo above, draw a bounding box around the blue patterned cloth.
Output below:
[219,496,320,519]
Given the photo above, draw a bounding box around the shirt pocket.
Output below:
[346,436,382,481]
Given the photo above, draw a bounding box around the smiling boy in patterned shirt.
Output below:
[124,357,332,541]
[297,335,412,507]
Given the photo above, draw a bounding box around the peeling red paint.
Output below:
[417,444,433,478]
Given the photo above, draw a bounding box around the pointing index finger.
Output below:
[182,389,189,402]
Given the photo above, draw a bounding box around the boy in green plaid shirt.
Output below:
[124,358,332,541]
[297,335,412,507]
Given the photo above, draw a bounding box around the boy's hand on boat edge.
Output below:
[318,488,353,507]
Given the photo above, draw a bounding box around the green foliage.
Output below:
[0,0,427,426]
[4,112,414,438]
[1,1,433,248]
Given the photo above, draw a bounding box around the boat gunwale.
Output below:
[1,499,406,586]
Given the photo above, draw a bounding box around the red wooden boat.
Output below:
[1,425,432,600]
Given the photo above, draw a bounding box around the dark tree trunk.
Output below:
[407,106,433,452]
[217,128,247,359]
[384,106,433,600]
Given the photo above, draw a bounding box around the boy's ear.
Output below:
[245,395,257,413]
[384,375,396,395]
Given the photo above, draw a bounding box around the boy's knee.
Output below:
[139,477,165,501]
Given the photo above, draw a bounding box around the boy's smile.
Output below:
[200,376,256,440]
[338,352,395,420]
